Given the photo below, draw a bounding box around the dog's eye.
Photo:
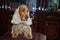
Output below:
[22,10,25,12]
[27,10,28,12]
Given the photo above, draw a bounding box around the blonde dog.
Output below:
[11,4,32,39]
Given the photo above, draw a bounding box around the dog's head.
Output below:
[18,5,29,21]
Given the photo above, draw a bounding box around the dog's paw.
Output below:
[24,33,32,39]
[12,33,18,38]
[27,34,32,39]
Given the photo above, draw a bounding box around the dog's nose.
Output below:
[26,16,28,19]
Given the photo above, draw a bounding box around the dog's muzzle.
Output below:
[26,16,28,19]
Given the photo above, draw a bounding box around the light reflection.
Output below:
[42,8,44,11]
[5,4,7,9]
[38,7,41,10]
[2,5,4,8]
[0,6,1,8]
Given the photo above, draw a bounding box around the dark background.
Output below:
[0,0,60,40]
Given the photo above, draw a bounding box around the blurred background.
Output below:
[0,0,60,40]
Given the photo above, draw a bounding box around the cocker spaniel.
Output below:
[11,4,32,39]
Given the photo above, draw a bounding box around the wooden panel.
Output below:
[0,9,11,36]
[44,21,59,38]
[32,20,38,32]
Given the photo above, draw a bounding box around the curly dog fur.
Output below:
[11,4,32,39]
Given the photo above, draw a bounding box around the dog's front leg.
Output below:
[11,29,19,38]
[24,26,32,39]
[11,25,19,38]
